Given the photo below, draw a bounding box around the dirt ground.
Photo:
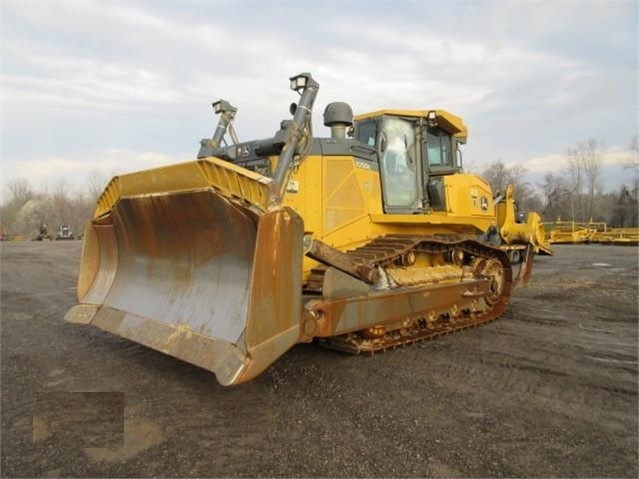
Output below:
[1,241,637,478]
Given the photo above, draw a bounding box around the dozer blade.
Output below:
[66,159,304,386]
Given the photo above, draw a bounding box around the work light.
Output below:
[289,74,309,91]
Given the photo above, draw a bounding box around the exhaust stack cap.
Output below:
[323,102,353,139]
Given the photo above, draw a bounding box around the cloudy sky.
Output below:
[1,1,637,199]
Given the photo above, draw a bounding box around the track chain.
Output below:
[317,235,512,353]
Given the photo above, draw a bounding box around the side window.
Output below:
[380,118,418,209]
[355,120,377,147]
[427,128,452,168]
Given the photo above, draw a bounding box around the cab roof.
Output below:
[354,109,468,141]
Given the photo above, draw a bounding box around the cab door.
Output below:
[378,116,423,213]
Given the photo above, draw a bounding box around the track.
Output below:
[309,235,514,353]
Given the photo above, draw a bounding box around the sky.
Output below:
[1,1,637,201]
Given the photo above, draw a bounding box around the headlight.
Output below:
[289,74,308,91]
[212,100,235,115]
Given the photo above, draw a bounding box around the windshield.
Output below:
[380,117,418,209]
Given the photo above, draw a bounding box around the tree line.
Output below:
[1,137,637,239]
[476,136,638,228]
[0,171,110,239]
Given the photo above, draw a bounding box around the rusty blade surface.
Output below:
[66,186,304,386]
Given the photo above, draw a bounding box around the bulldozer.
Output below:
[66,72,536,386]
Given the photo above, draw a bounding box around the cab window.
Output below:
[427,127,452,168]
[355,120,377,147]
[380,117,418,209]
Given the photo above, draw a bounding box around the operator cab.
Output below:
[353,110,467,214]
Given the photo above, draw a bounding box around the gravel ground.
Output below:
[1,241,637,478]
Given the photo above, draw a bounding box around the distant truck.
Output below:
[55,225,75,240]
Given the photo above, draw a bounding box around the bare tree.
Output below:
[1,178,36,236]
[583,139,604,219]
[565,139,605,221]
[47,179,99,237]
[479,160,509,195]
[566,147,584,220]
[14,198,55,236]
[624,135,639,204]
[628,134,639,168]
[86,170,111,203]
[538,173,569,221]
[49,179,71,229]
[609,184,638,227]
[5,177,34,205]
[479,160,540,212]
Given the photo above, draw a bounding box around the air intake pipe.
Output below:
[197,100,237,158]
[272,73,320,201]
[323,102,353,139]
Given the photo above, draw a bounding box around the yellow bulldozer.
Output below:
[67,72,538,386]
